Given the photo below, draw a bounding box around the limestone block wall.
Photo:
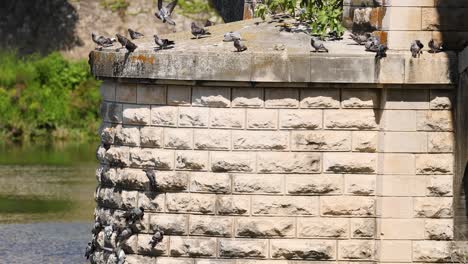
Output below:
[94,80,455,263]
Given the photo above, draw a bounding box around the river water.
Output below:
[0,143,98,263]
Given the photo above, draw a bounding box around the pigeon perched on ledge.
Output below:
[234,38,247,52]
[92,33,115,48]
[429,39,443,53]
[85,240,97,260]
[191,22,211,39]
[116,34,138,52]
[411,40,424,58]
[310,37,328,53]
[149,226,165,248]
[128,28,144,40]
[350,32,372,45]
[144,168,158,190]
[375,44,388,59]
[155,0,178,26]
[153,34,175,50]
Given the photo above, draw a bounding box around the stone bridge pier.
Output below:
[89,18,464,264]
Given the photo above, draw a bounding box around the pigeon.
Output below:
[116,34,138,52]
[375,44,388,59]
[104,224,115,240]
[144,168,158,190]
[116,246,126,264]
[124,207,145,224]
[205,19,215,27]
[85,240,97,259]
[153,34,175,50]
[223,32,241,42]
[428,39,443,53]
[365,36,380,52]
[350,32,372,45]
[155,0,178,26]
[91,219,103,237]
[117,227,133,242]
[310,37,328,52]
[149,227,165,248]
[128,28,144,40]
[234,38,247,52]
[410,40,424,58]
[191,22,211,39]
[91,33,115,48]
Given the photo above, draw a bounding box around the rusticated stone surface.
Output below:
[149,214,188,235]
[252,196,319,216]
[425,219,454,240]
[217,195,250,215]
[211,152,255,172]
[300,89,340,108]
[415,154,454,174]
[350,218,375,238]
[236,217,295,238]
[298,218,348,238]
[219,239,268,258]
[190,215,233,237]
[140,127,163,147]
[321,196,375,216]
[417,111,453,131]
[323,153,377,174]
[279,110,322,129]
[270,239,336,260]
[166,193,216,214]
[233,174,283,194]
[352,131,378,152]
[291,131,350,151]
[286,175,342,195]
[338,240,374,260]
[257,153,321,173]
[190,172,231,193]
[413,241,453,262]
[123,105,150,125]
[233,131,289,150]
[413,197,453,218]
[324,110,378,130]
[137,234,168,256]
[170,237,217,257]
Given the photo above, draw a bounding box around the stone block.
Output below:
[300,88,340,109]
[323,153,377,174]
[167,85,191,106]
[289,55,312,82]
[414,197,453,218]
[192,86,231,107]
[211,108,245,129]
[425,219,454,240]
[232,88,264,108]
[246,109,277,129]
[140,127,163,148]
[138,193,165,212]
[428,132,454,153]
[286,174,343,195]
[379,154,415,174]
[405,56,456,84]
[324,110,378,130]
[279,109,322,129]
[236,217,295,238]
[386,31,432,50]
[190,172,231,193]
[105,146,130,167]
[352,131,378,152]
[164,128,193,149]
[257,152,321,173]
[422,7,468,31]
[265,88,299,108]
[292,131,351,151]
[427,175,453,196]
[196,52,252,81]
[137,84,166,105]
[430,90,454,110]
[137,234,169,256]
[378,175,426,196]
[100,80,116,101]
[233,174,283,194]
[233,131,289,150]
[190,215,233,237]
[270,239,336,260]
[338,240,374,260]
[252,53,289,82]
[417,110,453,131]
[219,239,268,258]
[194,129,231,150]
[379,57,406,84]
[217,195,250,215]
[310,57,375,83]
[382,7,421,30]
[170,237,217,257]
[211,152,255,172]
[342,89,379,108]
[321,196,375,216]
[178,107,209,127]
[123,104,151,125]
[151,106,177,127]
[129,148,174,169]
[378,219,425,239]
[149,214,188,235]
[114,126,140,147]
[166,193,216,214]
[415,154,454,174]
[176,151,208,171]
[350,218,375,238]
[106,103,123,124]
[345,174,376,195]
[116,82,137,103]
[380,132,428,153]
[298,218,348,238]
[377,197,413,218]
[381,110,417,131]
[413,241,452,262]
[378,240,412,262]
[252,195,319,216]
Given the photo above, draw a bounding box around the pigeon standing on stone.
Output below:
[205,19,215,27]
[234,38,248,52]
[91,218,103,238]
[85,240,97,259]
[128,28,144,40]
[365,36,380,52]
[411,40,424,58]
[104,224,115,240]
[149,226,164,248]
[155,0,178,26]
[144,168,158,190]
[116,246,126,264]
[375,44,388,59]
[350,32,372,45]
[153,34,175,50]
[191,22,211,39]
[310,37,329,52]
[92,33,115,48]
[223,32,241,42]
[428,39,443,53]
[116,34,138,52]
[124,207,145,224]
[117,227,133,242]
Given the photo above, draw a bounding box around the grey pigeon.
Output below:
[92,33,115,48]
[144,168,158,190]
[205,19,215,27]
[153,34,175,50]
[365,36,380,52]
[311,37,328,53]
[149,227,165,248]
[191,22,211,39]
[350,32,372,45]
[128,28,144,40]
[223,32,241,42]
[428,39,443,53]
[85,240,97,259]
[116,34,138,52]
[104,224,114,240]
[117,227,133,242]
[155,0,178,26]
[411,40,424,58]
[91,219,103,237]
[124,207,145,224]
[116,246,126,264]
[375,44,388,59]
[234,38,247,52]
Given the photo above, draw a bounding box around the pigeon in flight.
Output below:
[155,0,178,26]
[428,39,443,53]
[153,34,175,50]
[92,33,115,48]
[410,40,424,58]
[234,38,247,52]
[191,22,211,39]
[350,32,372,45]
[116,34,138,52]
[128,28,144,40]
[149,226,165,248]
[310,37,328,53]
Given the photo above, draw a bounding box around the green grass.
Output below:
[0,195,73,214]
[0,51,101,144]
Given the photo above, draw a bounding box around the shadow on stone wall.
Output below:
[211,0,245,23]
[0,0,82,55]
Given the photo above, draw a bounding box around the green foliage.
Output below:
[100,0,129,13]
[177,0,219,21]
[256,0,345,39]
[0,51,101,144]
